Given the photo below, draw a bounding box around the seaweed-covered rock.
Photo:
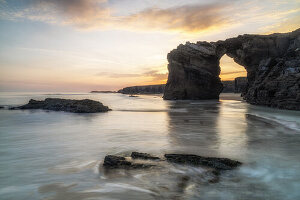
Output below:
[13,98,110,113]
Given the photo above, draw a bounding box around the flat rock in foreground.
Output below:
[102,152,241,171]
[14,98,110,113]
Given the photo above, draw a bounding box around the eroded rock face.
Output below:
[14,98,110,113]
[164,42,223,100]
[164,29,300,110]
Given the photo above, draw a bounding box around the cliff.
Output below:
[118,84,165,94]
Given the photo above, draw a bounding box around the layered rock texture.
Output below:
[14,98,110,113]
[164,29,300,110]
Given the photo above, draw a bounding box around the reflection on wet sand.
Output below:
[216,100,249,158]
[167,100,221,155]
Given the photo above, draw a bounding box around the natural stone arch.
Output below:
[163,29,300,110]
[219,55,246,82]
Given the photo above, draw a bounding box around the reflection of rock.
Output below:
[166,101,220,152]
[13,98,110,113]
[164,29,300,110]
[118,84,165,94]
[164,154,242,170]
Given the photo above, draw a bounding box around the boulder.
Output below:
[13,98,110,113]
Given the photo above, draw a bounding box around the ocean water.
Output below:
[0,92,299,200]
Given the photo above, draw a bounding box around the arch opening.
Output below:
[219,55,247,94]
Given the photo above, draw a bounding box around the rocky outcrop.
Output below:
[118,84,165,94]
[164,29,300,110]
[235,77,247,93]
[222,81,235,93]
[13,98,110,113]
[90,91,117,93]
[164,42,223,100]
[102,152,241,171]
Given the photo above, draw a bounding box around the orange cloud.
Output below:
[0,0,231,33]
[122,3,230,33]
[97,68,168,84]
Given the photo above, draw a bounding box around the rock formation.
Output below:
[234,77,247,93]
[164,29,300,110]
[118,84,165,94]
[222,81,235,93]
[13,98,110,113]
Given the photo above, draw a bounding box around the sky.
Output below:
[0,0,299,92]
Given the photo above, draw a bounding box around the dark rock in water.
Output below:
[102,152,241,172]
[131,152,160,160]
[164,154,242,170]
[103,155,131,168]
[164,29,300,110]
[0,106,4,109]
[13,98,110,113]
[103,155,154,169]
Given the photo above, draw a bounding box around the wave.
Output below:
[246,114,300,132]
[84,183,157,195]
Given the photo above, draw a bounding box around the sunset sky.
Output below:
[0,0,299,92]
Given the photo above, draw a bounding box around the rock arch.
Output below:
[163,29,300,110]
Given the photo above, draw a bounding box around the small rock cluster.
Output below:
[102,152,241,171]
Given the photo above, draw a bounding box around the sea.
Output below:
[0,92,299,200]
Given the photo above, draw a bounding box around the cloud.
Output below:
[122,3,230,33]
[0,0,230,33]
[35,0,110,28]
[221,70,246,75]
[97,69,168,82]
[0,0,110,28]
